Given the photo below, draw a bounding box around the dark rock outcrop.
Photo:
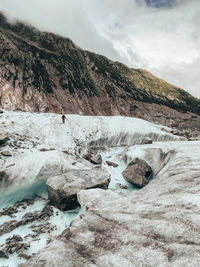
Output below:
[46,168,110,210]
[0,129,9,146]
[0,205,54,236]
[122,158,152,188]
[0,245,9,259]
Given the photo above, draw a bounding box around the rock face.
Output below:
[0,129,9,146]
[122,158,152,188]
[46,167,110,210]
[1,12,200,139]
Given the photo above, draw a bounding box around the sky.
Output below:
[0,0,199,98]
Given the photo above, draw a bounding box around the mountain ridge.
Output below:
[0,12,200,137]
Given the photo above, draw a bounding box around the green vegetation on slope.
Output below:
[88,51,200,114]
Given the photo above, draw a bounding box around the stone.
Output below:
[0,245,9,258]
[172,129,180,135]
[83,153,102,165]
[0,220,18,236]
[46,167,110,210]
[27,199,34,205]
[141,137,153,145]
[0,205,54,237]
[13,235,23,242]
[106,161,119,167]
[1,150,12,156]
[122,158,152,188]
[0,109,3,113]
[90,154,102,165]
[18,136,26,141]
[119,184,128,189]
[5,234,31,255]
[115,183,128,189]
[83,153,92,161]
[18,253,31,260]
[0,129,9,146]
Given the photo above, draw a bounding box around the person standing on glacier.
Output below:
[62,113,66,124]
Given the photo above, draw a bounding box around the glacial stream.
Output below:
[0,147,139,267]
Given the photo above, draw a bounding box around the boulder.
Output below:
[1,151,12,156]
[115,183,128,189]
[83,153,102,165]
[106,161,119,167]
[0,220,18,236]
[119,184,128,189]
[0,245,9,259]
[46,167,110,210]
[141,137,153,145]
[122,158,152,188]
[0,129,9,146]
[90,154,102,165]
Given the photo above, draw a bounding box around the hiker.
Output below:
[62,113,66,124]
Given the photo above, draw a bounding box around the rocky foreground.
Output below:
[0,110,200,266]
[21,141,200,267]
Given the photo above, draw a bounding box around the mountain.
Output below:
[0,12,200,136]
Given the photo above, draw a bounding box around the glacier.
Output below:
[1,109,199,266]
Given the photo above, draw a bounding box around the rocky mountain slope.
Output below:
[0,12,200,137]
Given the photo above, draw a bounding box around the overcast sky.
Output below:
[0,0,199,98]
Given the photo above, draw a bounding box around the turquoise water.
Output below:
[102,147,140,192]
[0,146,153,266]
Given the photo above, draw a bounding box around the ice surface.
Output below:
[0,110,188,266]
[0,110,181,194]
[1,110,180,152]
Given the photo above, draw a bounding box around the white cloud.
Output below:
[0,0,199,98]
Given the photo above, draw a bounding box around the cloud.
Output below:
[0,0,199,98]
[144,0,175,8]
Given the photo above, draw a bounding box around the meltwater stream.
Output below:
[0,147,140,267]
